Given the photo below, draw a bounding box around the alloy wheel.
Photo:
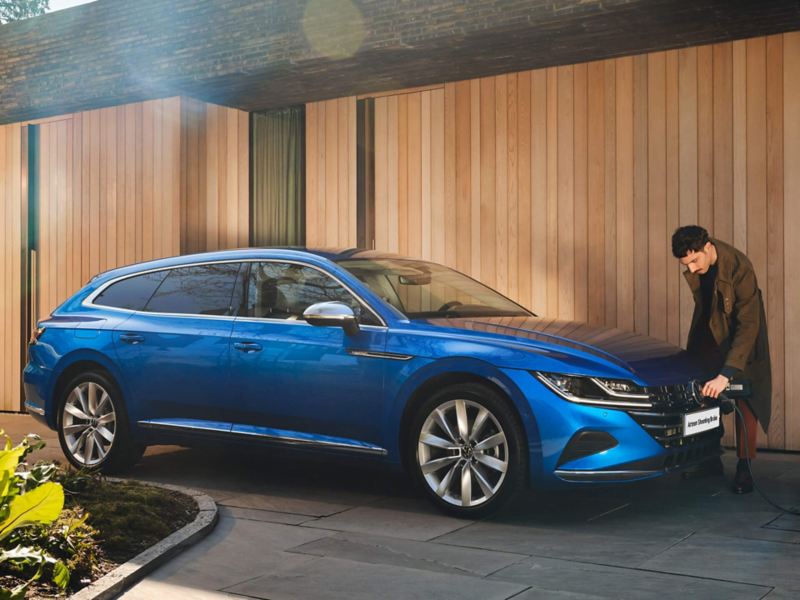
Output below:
[62,381,117,467]
[417,398,509,508]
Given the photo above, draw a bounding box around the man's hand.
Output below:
[702,374,730,399]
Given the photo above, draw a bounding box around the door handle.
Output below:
[119,333,144,345]
[234,341,262,353]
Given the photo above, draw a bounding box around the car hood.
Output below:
[423,315,705,385]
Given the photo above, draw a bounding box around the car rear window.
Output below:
[144,263,242,316]
[93,271,167,311]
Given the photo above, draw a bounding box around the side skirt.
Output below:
[138,418,388,457]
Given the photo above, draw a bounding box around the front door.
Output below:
[229,261,389,450]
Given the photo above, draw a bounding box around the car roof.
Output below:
[87,247,410,284]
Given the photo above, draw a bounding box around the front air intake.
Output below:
[557,431,618,467]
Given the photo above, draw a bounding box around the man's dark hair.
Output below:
[671,225,710,258]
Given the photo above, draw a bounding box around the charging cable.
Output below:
[715,390,800,516]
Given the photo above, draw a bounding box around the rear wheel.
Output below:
[57,370,143,473]
[408,383,527,518]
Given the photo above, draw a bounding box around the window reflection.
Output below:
[246,262,378,325]
[144,264,241,316]
[94,271,167,311]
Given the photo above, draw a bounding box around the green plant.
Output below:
[5,508,102,590]
[0,432,69,599]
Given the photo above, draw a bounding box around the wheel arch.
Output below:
[48,351,126,428]
[393,359,538,474]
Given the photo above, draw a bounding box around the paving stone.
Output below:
[762,588,800,599]
[506,588,609,599]
[216,490,352,517]
[223,555,527,600]
[725,526,800,545]
[119,580,242,599]
[224,505,317,525]
[489,555,769,599]
[437,514,694,568]
[303,496,473,541]
[288,531,527,576]
[640,533,800,590]
[764,513,800,533]
[133,514,331,591]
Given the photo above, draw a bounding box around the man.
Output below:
[671,225,771,493]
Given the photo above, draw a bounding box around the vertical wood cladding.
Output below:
[35,100,182,324]
[0,97,249,411]
[180,98,250,254]
[307,32,800,451]
[305,97,358,247]
[0,124,23,412]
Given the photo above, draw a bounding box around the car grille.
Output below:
[626,383,718,449]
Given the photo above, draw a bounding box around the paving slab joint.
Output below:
[69,478,219,600]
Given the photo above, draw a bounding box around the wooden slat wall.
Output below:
[310,32,800,451]
[36,99,182,323]
[0,124,23,412]
[305,97,358,247]
[0,96,249,411]
[180,98,250,254]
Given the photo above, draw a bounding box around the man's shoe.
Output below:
[733,459,754,494]
[681,457,724,479]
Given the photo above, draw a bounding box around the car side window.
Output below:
[144,263,242,316]
[245,262,380,326]
[93,271,168,311]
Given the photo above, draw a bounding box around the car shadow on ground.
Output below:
[130,443,798,529]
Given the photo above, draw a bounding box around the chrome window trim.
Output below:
[82,258,387,328]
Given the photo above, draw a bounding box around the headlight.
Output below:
[534,372,652,408]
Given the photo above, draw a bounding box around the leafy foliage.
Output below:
[0,432,67,598]
[5,508,102,590]
[0,1,49,24]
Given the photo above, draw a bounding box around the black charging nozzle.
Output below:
[690,379,734,414]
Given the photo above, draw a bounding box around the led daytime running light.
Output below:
[535,372,653,409]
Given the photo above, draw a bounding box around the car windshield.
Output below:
[337,258,531,319]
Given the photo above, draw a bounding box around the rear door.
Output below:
[112,262,244,427]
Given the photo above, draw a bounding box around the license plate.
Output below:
[683,407,721,437]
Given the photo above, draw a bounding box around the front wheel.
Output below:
[408,383,527,518]
[57,370,143,473]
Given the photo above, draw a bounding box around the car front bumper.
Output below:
[502,370,723,488]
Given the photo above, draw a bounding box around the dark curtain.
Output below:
[251,107,305,246]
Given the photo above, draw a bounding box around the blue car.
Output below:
[24,248,722,517]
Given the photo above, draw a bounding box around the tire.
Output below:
[407,382,527,518]
[56,370,144,473]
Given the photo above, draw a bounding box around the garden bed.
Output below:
[1,440,198,599]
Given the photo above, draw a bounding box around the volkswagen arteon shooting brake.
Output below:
[24,248,721,517]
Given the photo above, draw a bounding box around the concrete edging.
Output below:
[70,479,218,600]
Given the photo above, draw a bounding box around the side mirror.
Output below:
[302,301,360,336]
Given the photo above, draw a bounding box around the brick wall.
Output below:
[1,0,798,124]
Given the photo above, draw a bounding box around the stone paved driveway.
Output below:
[3,414,799,599]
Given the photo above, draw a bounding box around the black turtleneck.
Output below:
[694,261,722,370]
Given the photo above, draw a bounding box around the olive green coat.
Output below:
[683,239,772,431]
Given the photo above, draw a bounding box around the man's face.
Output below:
[679,241,713,274]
